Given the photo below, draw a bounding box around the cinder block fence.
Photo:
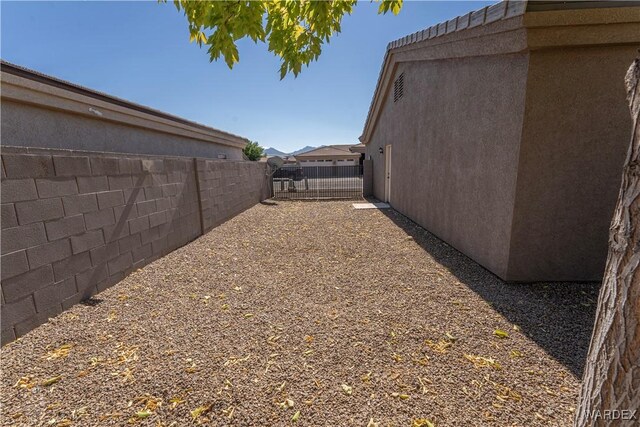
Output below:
[1,147,270,344]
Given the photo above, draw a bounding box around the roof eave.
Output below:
[359,0,640,145]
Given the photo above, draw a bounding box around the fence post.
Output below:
[193,157,205,236]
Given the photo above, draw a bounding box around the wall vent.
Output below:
[393,73,404,102]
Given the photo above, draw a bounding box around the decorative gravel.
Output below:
[1,201,599,426]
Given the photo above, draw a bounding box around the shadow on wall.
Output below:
[377,205,600,379]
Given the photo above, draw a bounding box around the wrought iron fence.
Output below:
[272,165,363,200]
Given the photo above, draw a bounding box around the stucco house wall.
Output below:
[506,45,635,281]
[296,145,361,167]
[366,54,529,278]
[362,1,639,282]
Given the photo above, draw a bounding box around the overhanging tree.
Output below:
[167,1,639,424]
[169,0,402,78]
[575,58,640,427]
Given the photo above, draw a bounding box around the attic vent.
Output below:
[393,73,404,102]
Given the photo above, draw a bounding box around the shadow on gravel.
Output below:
[80,297,104,307]
[378,207,600,379]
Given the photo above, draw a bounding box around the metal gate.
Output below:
[272,165,363,200]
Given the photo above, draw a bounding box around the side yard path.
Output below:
[0,201,599,426]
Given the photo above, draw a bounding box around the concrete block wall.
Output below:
[1,148,268,344]
[197,159,270,232]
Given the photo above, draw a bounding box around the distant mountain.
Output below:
[291,146,318,156]
[264,146,319,157]
[264,147,288,156]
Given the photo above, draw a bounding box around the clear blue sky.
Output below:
[1,1,493,153]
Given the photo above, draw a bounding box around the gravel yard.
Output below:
[0,201,599,426]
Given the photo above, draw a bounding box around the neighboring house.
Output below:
[295,145,361,166]
[360,0,640,282]
[1,61,248,160]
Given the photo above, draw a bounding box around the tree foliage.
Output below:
[243,141,264,161]
[169,0,403,78]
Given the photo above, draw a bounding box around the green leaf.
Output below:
[168,0,378,78]
[494,329,509,339]
[136,410,152,418]
[291,410,301,422]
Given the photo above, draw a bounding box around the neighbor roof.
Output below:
[0,60,250,148]
[295,145,360,157]
[358,0,640,144]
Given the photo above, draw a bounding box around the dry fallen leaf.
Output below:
[44,344,73,360]
[464,354,502,370]
[42,376,62,387]
[341,384,353,396]
[190,404,212,420]
[413,419,435,427]
[425,339,451,353]
[391,392,410,400]
[14,376,37,389]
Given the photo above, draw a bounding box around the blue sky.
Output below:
[1,1,493,153]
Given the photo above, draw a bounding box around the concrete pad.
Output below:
[352,202,391,209]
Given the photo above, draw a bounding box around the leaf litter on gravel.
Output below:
[0,201,594,426]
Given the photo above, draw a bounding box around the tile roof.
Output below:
[385,1,525,52]
[295,145,361,157]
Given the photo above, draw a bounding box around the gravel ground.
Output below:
[1,201,599,427]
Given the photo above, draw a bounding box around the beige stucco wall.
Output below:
[365,53,529,278]
[364,11,637,281]
[505,45,635,281]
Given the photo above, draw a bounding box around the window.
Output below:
[393,73,404,102]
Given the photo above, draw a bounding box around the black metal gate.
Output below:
[272,165,363,200]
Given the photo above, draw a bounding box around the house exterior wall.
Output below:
[363,5,638,282]
[0,148,269,346]
[299,158,358,166]
[505,45,635,281]
[365,53,529,278]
